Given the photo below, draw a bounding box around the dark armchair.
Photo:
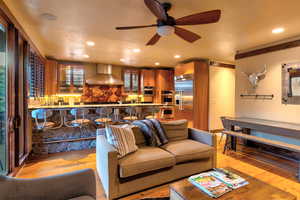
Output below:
[0,168,96,200]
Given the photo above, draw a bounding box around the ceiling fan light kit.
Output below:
[115,0,221,46]
[157,25,175,36]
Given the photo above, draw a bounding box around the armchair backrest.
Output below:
[0,169,96,200]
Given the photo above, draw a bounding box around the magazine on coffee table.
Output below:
[188,169,248,198]
[211,168,249,189]
[188,172,231,198]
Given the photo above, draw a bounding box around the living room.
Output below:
[0,0,299,200]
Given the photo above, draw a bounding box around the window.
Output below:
[0,21,7,175]
[28,52,45,97]
[123,68,140,94]
[58,64,84,93]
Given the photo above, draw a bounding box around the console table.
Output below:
[221,117,300,181]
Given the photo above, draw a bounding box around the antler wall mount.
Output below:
[241,65,267,89]
[115,0,221,46]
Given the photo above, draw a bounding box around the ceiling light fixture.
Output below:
[272,27,285,34]
[120,58,126,62]
[40,13,57,21]
[174,55,181,59]
[86,41,95,46]
[157,25,175,36]
[83,54,89,58]
[132,48,141,53]
[155,62,160,66]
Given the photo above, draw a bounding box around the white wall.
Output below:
[209,66,235,130]
[235,46,300,124]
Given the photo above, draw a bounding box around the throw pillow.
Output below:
[105,124,138,158]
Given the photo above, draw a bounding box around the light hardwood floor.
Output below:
[17,137,300,200]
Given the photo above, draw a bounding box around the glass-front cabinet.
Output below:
[123,68,140,94]
[0,20,7,174]
[58,64,84,93]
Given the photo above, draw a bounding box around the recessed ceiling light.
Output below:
[120,58,126,62]
[132,48,141,53]
[71,50,83,56]
[155,62,160,66]
[272,27,285,34]
[86,41,95,46]
[174,55,181,59]
[83,54,89,58]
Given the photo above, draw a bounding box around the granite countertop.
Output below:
[28,103,172,110]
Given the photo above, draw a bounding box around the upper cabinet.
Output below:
[141,69,155,87]
[44,59,58,96]
[155,69,174,91]
[58,64,85,93]
[123,68,140,94]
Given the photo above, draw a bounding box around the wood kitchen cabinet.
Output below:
[57,63,84,93]
[155,69,174,91]
[44,59,58,95]
[155,69,174,103]
[141,69,155,87]
[123,68,140,94]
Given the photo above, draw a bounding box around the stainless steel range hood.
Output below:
[86,64,124,85]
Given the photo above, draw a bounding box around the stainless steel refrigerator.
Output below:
[174,74,194,127]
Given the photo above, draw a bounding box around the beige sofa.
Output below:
[97,120,216,200]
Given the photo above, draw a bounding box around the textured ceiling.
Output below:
[5,0,300,67]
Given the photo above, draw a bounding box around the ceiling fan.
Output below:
[115,0,221,46]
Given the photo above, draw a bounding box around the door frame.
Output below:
[0,8,32,175]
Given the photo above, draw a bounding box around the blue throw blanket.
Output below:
[132,119,168,146]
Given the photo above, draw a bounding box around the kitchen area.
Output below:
[27,58,175,156]
[26,57,235,157]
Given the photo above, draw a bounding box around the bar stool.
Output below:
[144,107,160,119]
[123,107,139,122]
[31,109,55,130]
[95,107,113,125]
[65,108,90,128]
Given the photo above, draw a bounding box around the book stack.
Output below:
[188,168,249,198]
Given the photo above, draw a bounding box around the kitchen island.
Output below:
[28,103,164,110]
[28,103,165,156]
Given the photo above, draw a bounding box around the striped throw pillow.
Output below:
[105,124,138,158]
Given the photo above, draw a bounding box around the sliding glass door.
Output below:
[0,21,7,174]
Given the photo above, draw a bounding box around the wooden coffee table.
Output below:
[170,168,296,200]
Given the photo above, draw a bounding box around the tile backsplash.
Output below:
[81,85,122,103]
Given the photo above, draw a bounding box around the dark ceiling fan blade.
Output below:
[146,33,161,45]
[144,0,167,21]
[116,24,157,30]
[174,27,201,43]
[175,10,221,26]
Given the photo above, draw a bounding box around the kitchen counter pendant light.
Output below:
[115,0,221,45]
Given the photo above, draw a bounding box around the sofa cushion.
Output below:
[161,139,213,164]
[118,146,176,178]
[161,120,188,141]
[69,196,95,200]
